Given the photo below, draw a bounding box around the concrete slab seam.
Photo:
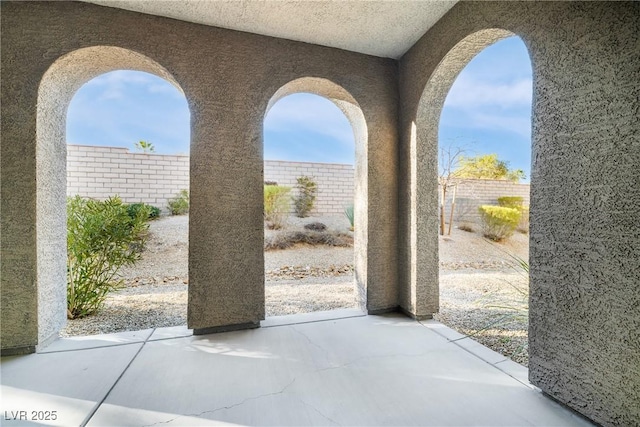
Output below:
[417,320,534,390]
[34,341,146,355]
[80,328,156,427]
[261,312,367,329]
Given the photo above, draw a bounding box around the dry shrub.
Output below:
[265,230,353,250]
[264,185,291,229]
[304,222,327,231]
[458,223,475,232]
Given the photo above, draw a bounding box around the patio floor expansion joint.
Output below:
[81,328,157,427]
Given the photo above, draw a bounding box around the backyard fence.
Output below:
[67,144,354,215]
[67,144,529,218]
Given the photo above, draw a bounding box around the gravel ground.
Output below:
[62,215,530,366]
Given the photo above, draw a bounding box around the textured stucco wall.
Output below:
[1,2,398,349]
[399,2,639,425]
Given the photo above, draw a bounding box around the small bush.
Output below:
[304,222,327,231]
[127,203,161,220]
[458,223,474,233]
[497,196,524,209]
[67,196,150,319]
[265,230,353,250]
[498,196,529,234]
[344,205,354,231]
[168,189,189,215]
[478,205,521,242]
[518,206,530,234]
[292,176,318,218]
[264,185,291,229]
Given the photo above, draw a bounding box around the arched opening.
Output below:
[412,29,533,361]
[263,77,368,315]
[36,46,190,347]
[434,35,533,365]
[61,69,191,336]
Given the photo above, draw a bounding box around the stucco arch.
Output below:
[409,29,531,318]
[35,46,188,348]
[265,77,369,310]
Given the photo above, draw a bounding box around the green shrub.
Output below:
[292,176,318,218]
[67,196,150,319]
[168,189,189,215]
[344,204,354,231]
[497,196,524,209]
[127,203,161,220]
[264,185,291,229]
[498,196,529,233]
[478,205,521,241]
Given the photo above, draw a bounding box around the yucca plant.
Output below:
[469,244,530,362]
[344,204,354,231]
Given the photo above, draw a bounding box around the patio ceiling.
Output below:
[82,0,458,59]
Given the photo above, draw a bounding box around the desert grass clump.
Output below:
[344,204,354,231]
[458,223,474,233]
[292,176,318,218]
[67,196,150,319]
[478,205,520,242]
[474,248,530,364]
[265,230,353,250]
[168,189,189,215]
[264,184,291,229]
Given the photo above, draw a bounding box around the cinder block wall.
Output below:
[264,160,354,215]
[66,145,355,215]
[442,179,530,224]
[66,145,189,209]
[68,144,530,219]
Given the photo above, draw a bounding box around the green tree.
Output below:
[134,140,155,153]
[454,154,525,182]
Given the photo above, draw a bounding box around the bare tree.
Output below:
[439,145,466,236]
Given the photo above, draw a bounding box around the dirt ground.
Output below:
[62,215,530,366]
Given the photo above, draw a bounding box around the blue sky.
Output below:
[67,36,531,178]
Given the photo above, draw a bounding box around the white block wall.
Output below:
[67,145,529,219]
[264,160,354,215]
[441,178,531,224]
[67,145,355,215]
[67,145,189,211]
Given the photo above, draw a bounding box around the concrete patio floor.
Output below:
[1,310,594,426]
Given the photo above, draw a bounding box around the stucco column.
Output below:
[188,99,265,333]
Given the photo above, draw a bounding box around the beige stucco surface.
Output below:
[399,2,639,426]
[84,0,457,59]
[2,2,638,425]
[1,1,398,347]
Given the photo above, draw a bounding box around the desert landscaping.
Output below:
[62,213,530,366]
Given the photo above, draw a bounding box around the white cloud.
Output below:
[85,70,156,87]
[468,113,531,137]
[265,94,355,148]
[444,74,532,110]
[82,70,166,101]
